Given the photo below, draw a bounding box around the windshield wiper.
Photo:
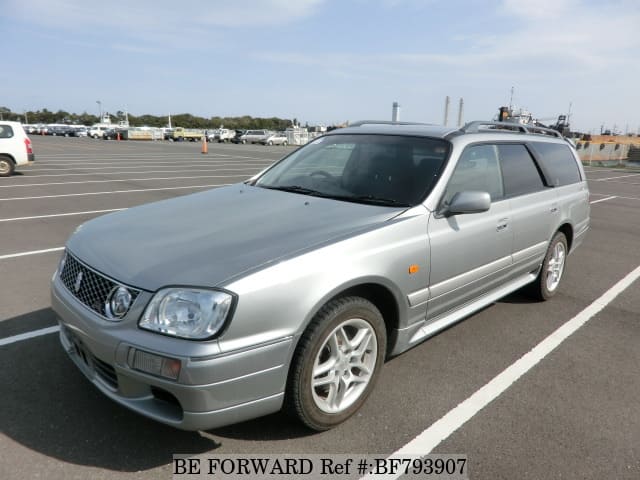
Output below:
[349,195,411,207]
[261,186,410,207]
[261,185,329,197]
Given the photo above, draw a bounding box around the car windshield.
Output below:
[255,134,450,206]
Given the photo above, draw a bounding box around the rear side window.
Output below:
[529,142,582,186]
[498,144,545,197]
[0,125,14,139]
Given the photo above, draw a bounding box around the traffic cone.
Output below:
[201,136,208,154]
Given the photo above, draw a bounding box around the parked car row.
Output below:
[20,123,292,146]
[23,124,89,137]
[203,129,291,146]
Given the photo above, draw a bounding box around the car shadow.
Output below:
[498,290,539,305]
[0,309,314,472]
[207,412,314,441]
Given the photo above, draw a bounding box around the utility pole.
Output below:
[443,96,450,126]
[457,98,464,127]
[392,102,400,122]
[96,100,102,122]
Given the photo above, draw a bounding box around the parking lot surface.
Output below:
[1,137,639,479]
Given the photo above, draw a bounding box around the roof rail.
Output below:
[348,120,432,127]
[460,121,563,138]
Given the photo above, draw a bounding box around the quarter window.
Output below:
[498,144,545,197]
[529,142,582,186]
[0,125,14,139]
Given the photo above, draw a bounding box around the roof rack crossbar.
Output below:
[461,121,563,138]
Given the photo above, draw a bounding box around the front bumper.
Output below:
[51,274,292,430]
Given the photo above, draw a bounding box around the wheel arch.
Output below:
[297,279,403,358]
[557,222,574,251]
[0,153,16,164]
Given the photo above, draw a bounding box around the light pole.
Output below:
[96,100,102,122]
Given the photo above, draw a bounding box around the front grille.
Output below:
[59,251,140,318]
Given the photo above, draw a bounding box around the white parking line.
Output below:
[0,174,249,188]
[0,209,125,222]
[0,326,60,347]
[27,159,266,166]
[0,183,230,201]
[37,152,234,158]
[589,193,640,202]
[590,196,617,204]
[592,173,640,181]
[365,264,640,479]
[24,162,269,172]
[584,167,640,173]
[0,247,64,260]
[4,167,264,179]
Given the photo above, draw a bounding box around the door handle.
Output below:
[496,218,508,232]
[550,207,559,214]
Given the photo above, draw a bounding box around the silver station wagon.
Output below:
[51,121,590,431]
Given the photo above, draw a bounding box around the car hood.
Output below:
[67,184,403,291]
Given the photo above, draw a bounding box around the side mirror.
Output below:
[445,191,491,215]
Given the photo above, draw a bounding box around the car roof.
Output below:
[335,122,457,138]
[329,120,568,144]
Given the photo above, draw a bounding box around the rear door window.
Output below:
[498,144,545,197]
[529,142,582,186]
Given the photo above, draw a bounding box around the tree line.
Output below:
[0,107,296,130]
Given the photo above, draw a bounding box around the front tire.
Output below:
[529,231,568,300]
[286,297,386,431]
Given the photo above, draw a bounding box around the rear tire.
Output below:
[528,231,568,301]
[285,296,386,431]
[0,155,15,177]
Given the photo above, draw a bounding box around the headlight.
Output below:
[139,288,233,340]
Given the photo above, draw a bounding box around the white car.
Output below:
[88,125,111,139]
[0,121,34,177]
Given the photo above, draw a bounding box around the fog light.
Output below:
[132,349,181,380]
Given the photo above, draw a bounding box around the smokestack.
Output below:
[392,102,400,122]
[457,98,464,127]
[443,96,450,126]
